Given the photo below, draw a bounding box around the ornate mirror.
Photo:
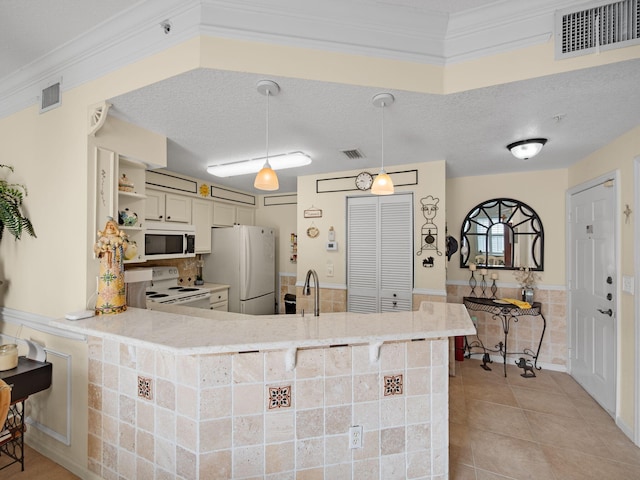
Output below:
[459,198,544,270]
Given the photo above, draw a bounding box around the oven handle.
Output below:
[162,292,211,305]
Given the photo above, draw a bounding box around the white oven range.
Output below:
[146,266,211,308]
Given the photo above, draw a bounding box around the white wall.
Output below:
[446,169,568,286]
[296,161,447,294]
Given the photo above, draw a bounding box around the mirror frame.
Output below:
[459,198,544,271]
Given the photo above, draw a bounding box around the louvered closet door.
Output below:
[347,197,379,313]
[379,195,413,312]
[347,194,413,313]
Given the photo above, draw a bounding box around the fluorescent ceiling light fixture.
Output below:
[506,138,547,160]
[207,151,312,177]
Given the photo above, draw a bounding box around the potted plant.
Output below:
[0,164,36,240]
[514,267,540,303]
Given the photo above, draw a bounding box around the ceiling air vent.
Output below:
[341,148,365,160]
[556,0,640,58]
[40,80,61,113]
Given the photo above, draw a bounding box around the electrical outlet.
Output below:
[622,275,634,294]
[327,263,334,277]
[349,425,363,449]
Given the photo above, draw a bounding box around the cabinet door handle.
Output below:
[167,216,171,220]
[159,215,163,219]
[392,301,397,307]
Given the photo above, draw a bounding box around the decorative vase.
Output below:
[521,287,534,304]
[118,173,134,192]
[124,241,138,261]
[118,208,138,226]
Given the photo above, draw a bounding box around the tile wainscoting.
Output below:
[87,336,451,479]
[446,284,567,369]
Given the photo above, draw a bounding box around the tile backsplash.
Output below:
[125,257,200,286]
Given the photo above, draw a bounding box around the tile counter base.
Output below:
[87,336,449,479]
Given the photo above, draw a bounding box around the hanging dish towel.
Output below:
[499,298,532,309]
[0,379,10,428]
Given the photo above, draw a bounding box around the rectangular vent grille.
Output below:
[558,0,640,57]
[341,149,364,160]
[40,82,61,113]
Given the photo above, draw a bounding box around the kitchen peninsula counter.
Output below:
[50,303,473,480]
[50,301,473,355]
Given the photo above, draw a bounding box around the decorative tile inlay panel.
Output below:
[268,385,292,409]
[383,374,403,396]
[138,376,153,400]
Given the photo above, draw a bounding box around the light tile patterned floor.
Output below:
[450,359,640,480]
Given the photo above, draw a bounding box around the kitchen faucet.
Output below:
[303,269,320,316]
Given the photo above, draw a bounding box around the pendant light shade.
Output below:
[371,93,395,195]
[254,159,279,190]
[254,80,280,191]
[371,171,394,195]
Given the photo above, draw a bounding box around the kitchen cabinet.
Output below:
[192,198,214,253]
[146,190,192,223]
[204,283,229,311]
[212,202,255,227]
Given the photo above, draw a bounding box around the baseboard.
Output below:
[25,439,100,480]
[615,416,635,443]
[461,353,567,373]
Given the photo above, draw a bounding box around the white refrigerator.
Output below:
[203,225,275,315]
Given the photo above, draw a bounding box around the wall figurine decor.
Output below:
[417,195,442,257]
[422,257,435,268]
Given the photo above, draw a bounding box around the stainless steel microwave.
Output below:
[145,223,196,260]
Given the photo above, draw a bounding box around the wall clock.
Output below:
[355,171,373,190]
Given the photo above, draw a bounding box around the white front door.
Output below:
[569,179,616,414]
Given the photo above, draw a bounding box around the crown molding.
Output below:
[0,0,594,119]
[0,0,201,118]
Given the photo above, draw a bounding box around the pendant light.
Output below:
[254,80,280,191]
[371,93,395,195]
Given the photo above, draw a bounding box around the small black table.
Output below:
[0,356,52,471]
[462,297,546,377]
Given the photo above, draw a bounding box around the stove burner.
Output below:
[149,293,169,298]
[179,287,199,292]
[146,291,157,295]
[168,286,182,290]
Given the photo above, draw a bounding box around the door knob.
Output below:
[607,293,613,301]
[606,276,613,284]
[597,308,613,317]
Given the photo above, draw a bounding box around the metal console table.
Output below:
[462,297,546,377]
[0,357,52,472]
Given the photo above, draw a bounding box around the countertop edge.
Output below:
[49,302,475,355]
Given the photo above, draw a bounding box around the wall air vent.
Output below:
[40,80,61,113]
[556,0,640,58]
[341,148,365,160]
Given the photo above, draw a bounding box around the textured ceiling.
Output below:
[4,0,640,194]
[109,59,640,193]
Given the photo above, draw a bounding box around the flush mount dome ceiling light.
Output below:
[506,138,548,160]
